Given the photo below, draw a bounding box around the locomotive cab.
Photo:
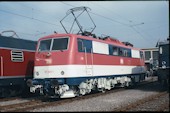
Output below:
[27,34,78,98]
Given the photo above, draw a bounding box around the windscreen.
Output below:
[38,38,68,52]
[38,39,52,51]
[52,38,68,50]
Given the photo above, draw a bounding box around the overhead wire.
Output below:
[0,3,77,32]
[17,2,62,21]
[59,1,151,43]
[0,2,135,33]
[0,9,61,27]
[0,6,67,36]
[59,1,131,27]
[84,2,150,42]
[0,2,167,47]
[0,18,45,32]
[87,3,155,45]
[93,3,133,23]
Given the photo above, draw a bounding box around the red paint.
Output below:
[35,34,145,67]
[0,48,35,77]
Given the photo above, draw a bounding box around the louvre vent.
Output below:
[11,50,24,62]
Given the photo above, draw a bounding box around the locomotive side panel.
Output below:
[75,37,145,77]
[0,36,36,97]
[0,48,35,77]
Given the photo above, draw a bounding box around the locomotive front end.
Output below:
[27,34,76,98]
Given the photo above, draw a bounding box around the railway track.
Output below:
[0,77,159,112]
[0,87,124,112]
[114,91,169,111]
[0,97,20,102]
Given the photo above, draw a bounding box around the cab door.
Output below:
[85,47,93,76]
[77,38,93,76]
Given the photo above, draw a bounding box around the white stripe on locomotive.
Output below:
[34,65,146,78]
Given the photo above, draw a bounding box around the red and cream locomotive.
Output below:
[27,7,146,98]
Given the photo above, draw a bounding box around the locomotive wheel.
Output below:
[97,88,106,93]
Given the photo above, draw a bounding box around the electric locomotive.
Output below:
[27,7,146,98]
[157,37,169,88]
[0,31,37,97]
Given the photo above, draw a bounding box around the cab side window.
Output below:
[78,39,84,52]
[77,38,92,53]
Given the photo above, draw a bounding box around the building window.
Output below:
[152,51,158,60]
[144,51,151,61]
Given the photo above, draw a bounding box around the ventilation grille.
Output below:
[11,50,24,62]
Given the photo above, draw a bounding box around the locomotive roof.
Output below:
[39,33,140,50]
[0,35,37,51]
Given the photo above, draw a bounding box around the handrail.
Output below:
[84,47,87,68]
[0,56,3,76]
[91,48,94,76]
[0,30,20,38]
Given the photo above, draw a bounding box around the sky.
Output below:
[0,1,169,49]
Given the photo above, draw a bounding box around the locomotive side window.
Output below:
[109,45,118,56]
[127,49,131,57]
[38,39,52,51]
[11,50,24,62]
[77,38,92,53]
[112,46,118,55]
[118,48,123,56]
[78,39,84,51]
[109,45,131,57]
[123,50,128,57]
[52,38,68,51]
[122,48,131,57]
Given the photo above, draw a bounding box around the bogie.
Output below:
[28,75,142,98]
